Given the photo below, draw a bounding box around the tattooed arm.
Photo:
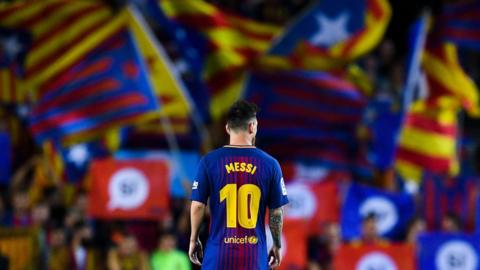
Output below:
[268,207,284,269]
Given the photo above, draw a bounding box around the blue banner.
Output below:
[418,233,480,270]
[0,132,11,183]
[341,183,415,241]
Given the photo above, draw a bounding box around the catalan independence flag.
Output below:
[245,70,367,169]
[0,27,31,104]
[266,0,390,71]
[159,0,281,119]
[28,25,158,144]
[0,0,117,98]
[439,0,480,50]
[395,98,459,182]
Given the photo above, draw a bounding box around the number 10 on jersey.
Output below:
[220,184,261,229]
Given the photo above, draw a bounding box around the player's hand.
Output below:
[268,245,282,269]
[188,239,203,266]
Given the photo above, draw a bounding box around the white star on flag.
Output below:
[310,12,351,46]
[0,36,22,60]
[67,144,89,168]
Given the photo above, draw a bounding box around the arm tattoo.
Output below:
[269,208,283,248]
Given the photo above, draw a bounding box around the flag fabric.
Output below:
[245,70,367,170]
[334,243,415,270]
[422,174,478,232]
[266,0,390,70]
[159,0,281,119]
[0,27,31,103]
[115,150,201,199]
[439,0,480,50]
[418,233,480,270]
[341,184,415,241]
[0,131,11,183]
[267,220,308,270]
[61,141,110,183]
[127,8,193,134]
[285,181,340,233]
[28,25,159,144]
[0,0,116,96]
[395,99,459,182]
[367,14,429,170]
[88,158,170,220]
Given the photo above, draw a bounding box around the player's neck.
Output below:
[229,135,253,146]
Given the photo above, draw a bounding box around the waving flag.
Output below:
[29,26,158,144]
[266,0,390,70]
[395,99,459,182]
[159,0,281,119]
[0,27,31,103]
[0,0,116,95]
[245,70,367,169]
[418,233,480,270]
[439,0,480,50]
[341,184,415,241]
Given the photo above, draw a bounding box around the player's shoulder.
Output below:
[253,148,279,165]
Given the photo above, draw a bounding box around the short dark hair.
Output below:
[226,100,258,131]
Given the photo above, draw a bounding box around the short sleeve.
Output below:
[191,158,210,204]
[268,160,289,209]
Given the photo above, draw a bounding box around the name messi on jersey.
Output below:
[225,162,257,175]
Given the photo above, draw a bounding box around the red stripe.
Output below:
[31,93,146,134]
[270,103,362,123]
[442,10,480,21]
[425,178,435,230]
[0,1,65,24]
[442,28,480,41]
[25,16,112,79]
[366,0,385,20]
[396,148,451,173]
[16,1,71,29]
[260,118,355,132]
[405,114,457,136]
[33,79,120,115]
[206,65,244,95]
[39,58,112,97]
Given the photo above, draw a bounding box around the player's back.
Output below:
[191,145,288,270]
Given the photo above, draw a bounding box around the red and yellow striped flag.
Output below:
[395,98,459,182]
[0,0,116,99]
[0,69,28,103]
[160,0,281,119]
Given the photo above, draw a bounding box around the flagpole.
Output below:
[128,6,211,193]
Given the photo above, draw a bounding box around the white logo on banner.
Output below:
[436,240,478,270]
[284,183,315,219]
[108,168,149,210]
[359,196,398,235]
[356,252,397,270]
[266,226,287,258]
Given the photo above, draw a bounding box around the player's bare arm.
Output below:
[268,206,284,269]
[189,201,205,266]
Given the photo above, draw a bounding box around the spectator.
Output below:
[359,213,386,245]
[441,212,462,232]
[150,230,191,270]
[307,222,341,270]
[107,233,150,270]
[406,217,426,244]
[70,221,100,270]
[7,189,31,227]
[48,227,70,270]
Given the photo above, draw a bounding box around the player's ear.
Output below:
[225,124,230,135]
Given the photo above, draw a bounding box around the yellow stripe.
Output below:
[203,50,246,79]
[207,28,271,51]
[0,71,10,102]
[210,73,245,120]
[161,0,217,17]
[127,8,190,117]
[399,126,456,158]
[29,10,126,88]
[27,8,111,71]
[229,16,280,36]
[423,44,479,114]
[0,0,49,26]
[395,159,422,183]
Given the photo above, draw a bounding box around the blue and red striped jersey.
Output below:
[191,145,289,270]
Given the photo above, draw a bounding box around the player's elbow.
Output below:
[191,200,206,214]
